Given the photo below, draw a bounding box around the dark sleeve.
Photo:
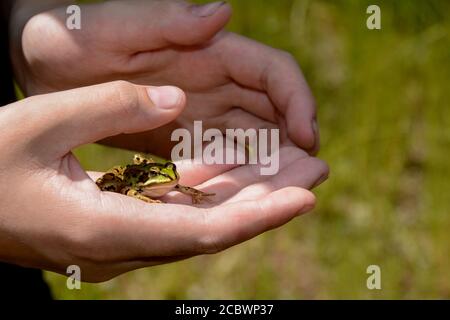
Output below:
[1,0,16,106]
[0,2,53,299]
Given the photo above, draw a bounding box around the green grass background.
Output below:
[45,0,450,299]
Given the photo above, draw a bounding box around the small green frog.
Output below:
[96,154,215,204]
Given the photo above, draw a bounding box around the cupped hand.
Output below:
[11,0,319,156]
[0,81,327,282]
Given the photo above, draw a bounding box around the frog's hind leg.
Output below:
[126,188,163,204]
[175,185,215,204]
[96,166,125,192]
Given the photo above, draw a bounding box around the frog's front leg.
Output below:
[175,185,215,204]
[125,188,162,203]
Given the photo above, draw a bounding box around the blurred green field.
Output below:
[45,0,450,299]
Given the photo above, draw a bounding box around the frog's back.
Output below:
[96,172,127,193]
[122,164,154,185]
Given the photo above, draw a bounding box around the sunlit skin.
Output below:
[0,81,328,282]
[10,0,320,156]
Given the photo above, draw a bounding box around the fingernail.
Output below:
[147,86,183,109]
[190,1,226,17]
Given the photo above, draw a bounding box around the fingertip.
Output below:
[288,120,316,151]
[266,187,316,216]
[176,1,232,44]
[146,86,186,111]
[284,86,319,152]
[290,187,316,208]
[312,158,330,188]
[218,2,233,20]
[298,189,316,214]
[189,1,232,18]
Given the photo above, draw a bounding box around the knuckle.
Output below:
[198,234,223,255]
[280,145,309,160]
[109,81,141,118]
[223,108,245,128]
[22,13,68,56]
[64,233,96,264]
[196,212,224,254]
[23,13,50,37]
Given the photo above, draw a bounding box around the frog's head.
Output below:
[160,162,178,180]
[140,162,180,198]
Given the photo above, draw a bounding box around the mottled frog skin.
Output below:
[96,154,215,204]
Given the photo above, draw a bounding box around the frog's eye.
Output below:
[165,162,176,171]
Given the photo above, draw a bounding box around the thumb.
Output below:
[12,81,185,158]
[87,0,232,51]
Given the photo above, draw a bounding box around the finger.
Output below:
[229,86,277,123]
[85,0,232,51]
[205,107,279,133]
[90,186,314,259]
[223,157,329,203]
[14,81,185,158]
[193,83,277,123]
[202,187,315,253]
[100,186,316,272]
[218,33,318,151]
[82,194,208,259]
[164,145,311,205]
[174,159,238,186]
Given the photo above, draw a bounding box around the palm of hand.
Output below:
[73,144,325,280]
